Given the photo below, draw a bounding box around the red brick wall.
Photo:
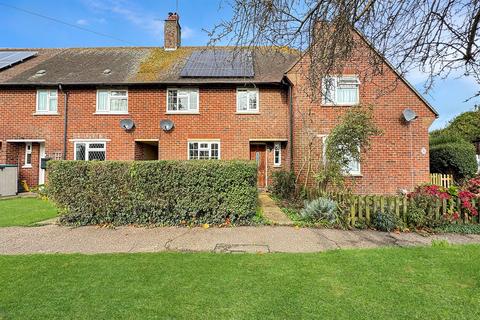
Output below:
[0,85,290,187]
[287,40,436,194]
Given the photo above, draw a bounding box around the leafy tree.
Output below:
[448,111,480,143]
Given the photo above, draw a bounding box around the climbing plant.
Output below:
[317,106,382,192]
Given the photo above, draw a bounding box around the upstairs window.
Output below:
[36,89,58,113]
[188,141,220,160]
[167,88,199,113]
[74,141,106,161]
[237,88,259,113]
[322,76,360,105]
[97,90,128,113]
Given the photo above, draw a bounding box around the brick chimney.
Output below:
[164,12,181,51]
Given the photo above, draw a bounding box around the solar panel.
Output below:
[0,51,37,70]
[180,49,254,78]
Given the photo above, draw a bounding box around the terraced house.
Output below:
[0,13,438,194]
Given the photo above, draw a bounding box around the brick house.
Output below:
[0,13,438,194]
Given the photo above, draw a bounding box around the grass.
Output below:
[0,197,58,227]
[1,245,479,319]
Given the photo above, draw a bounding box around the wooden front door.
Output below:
[250,144,266,188]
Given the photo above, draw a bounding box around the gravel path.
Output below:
[1,225,480,254]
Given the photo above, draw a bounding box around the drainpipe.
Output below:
[59,84,68,160]
[288,83,294,171]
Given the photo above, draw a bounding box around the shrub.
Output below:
[47,160,258,226]
[300,197,338,224]
[430,135,477,181]
[371,208,399,232]
[406,204,427,228]
[269,170,296,200]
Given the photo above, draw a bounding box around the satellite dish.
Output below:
[402,108,418,122]
[160,119,174,131]
[120,119,135,131]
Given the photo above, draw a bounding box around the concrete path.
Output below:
[259,193,293,225]
[1,225,480,254]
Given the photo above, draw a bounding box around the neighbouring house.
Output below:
[0,12,438,194]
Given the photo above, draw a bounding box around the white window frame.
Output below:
[95,89,129,114]
[166,88,199,114]
[74,141,107,161]
[36,89,58,114]
[24,143,32,168]
[273,142,281,167]
[187,140,221,160]
[236,88,259,113]
[321,135,361,176]
[322,76,360,106]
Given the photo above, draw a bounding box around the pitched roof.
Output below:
[0,47,299,86]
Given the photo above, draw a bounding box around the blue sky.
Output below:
[1,0,478,129]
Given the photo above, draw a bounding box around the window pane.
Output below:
[347,159,360,173]
[37,91,48,111]
[97,91,108,111]
[189,143,198,159]
[322,78,335,104]
[337,86,358,104]
[178,94,189,111]
[248,91,257,110]
[189,90,198,111]
[49,97,58,112]
[76,143,86,160]
[89,143,105,149]
[168,90,177,111]
[237,91,248,110]
[211,143,219,159]
[111,90,126,97]
[88,151,106,161]
[110,98,127,112]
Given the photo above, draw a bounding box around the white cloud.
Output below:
[82,0,164,36]
[182,26,194,40]
[76,19,89,26]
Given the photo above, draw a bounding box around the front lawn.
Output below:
[0,245,479,319]
[0,197,58,227]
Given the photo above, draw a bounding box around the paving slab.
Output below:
[259,193,293,225]
[1,225,480,255]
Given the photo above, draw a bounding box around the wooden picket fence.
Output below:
[430,173,454,188]
[326,193,480,227]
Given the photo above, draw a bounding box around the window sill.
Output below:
[236,111,260,115]
[165,111,200,115]
[33,112,59,116]
[346,173,363,177]
[321,103,359,107]
[22,165,32,169]
[93,112,129,115]
[273,165,282,168]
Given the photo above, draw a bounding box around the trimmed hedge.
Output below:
[47,160,258,226]
[430,138,477,181]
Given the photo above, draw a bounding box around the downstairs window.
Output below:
[74,142,106,161]
[188,141,220,160]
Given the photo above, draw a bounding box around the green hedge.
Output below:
[430,141,477,181]
[47,160,258,226]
